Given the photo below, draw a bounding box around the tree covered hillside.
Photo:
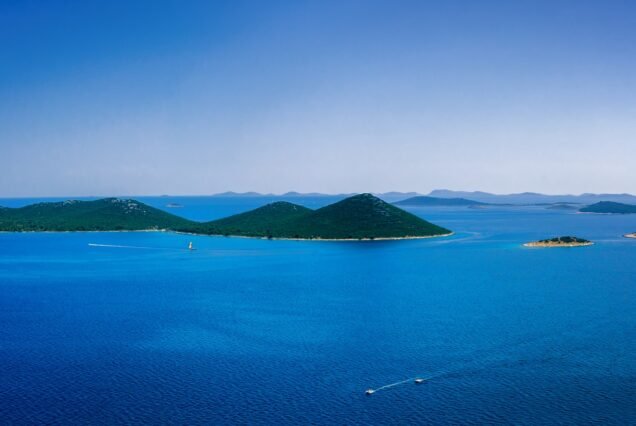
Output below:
[0,194,452,240]
[0,198,194,231]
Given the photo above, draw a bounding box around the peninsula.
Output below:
[524,236,593,248]
[0,194,452,240]
[580,202,636,214]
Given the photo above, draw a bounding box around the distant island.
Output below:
[393,195,587,209]
[625,233,636,239]
[429,189,636,205]
[579,202,636,214]
[205,190,636,206]
[0,194,452,241]
[546,203,580,210]
[394,196,487,207]
[211,191,422,202]
[524,236,593,248]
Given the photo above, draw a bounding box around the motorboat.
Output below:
[414,378,426,384]
[365,389,375,395]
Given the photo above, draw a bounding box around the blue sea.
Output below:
[1,197,635,424]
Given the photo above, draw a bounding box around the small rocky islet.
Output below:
[524,236,593,248]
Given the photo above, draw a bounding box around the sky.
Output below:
[1,0,635,197]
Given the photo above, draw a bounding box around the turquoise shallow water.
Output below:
[1,198,635,424]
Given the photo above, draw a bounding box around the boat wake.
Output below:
[365,375,435,395]
[88,243,185,250]
[365,311,619,397]
[373,378,412,392]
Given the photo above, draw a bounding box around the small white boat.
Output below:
[414,378,426,384]
[188,242,195,251]
[365,389,375,395]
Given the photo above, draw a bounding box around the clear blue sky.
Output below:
[1,0,635,196]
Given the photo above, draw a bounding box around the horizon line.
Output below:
[1,189,636,199]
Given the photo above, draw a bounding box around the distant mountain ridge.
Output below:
[428,190,636,204]
[212,191,269,197]
[211,191,422,202]
[209,190,636,205]
[394,196,487,207]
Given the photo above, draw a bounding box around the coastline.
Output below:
[523,241,593,248]
[0,229,169,234]
[174,231,455,241]
[0,229,454,241]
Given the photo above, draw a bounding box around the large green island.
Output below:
[524,236,593,248]
[0,194,452,240]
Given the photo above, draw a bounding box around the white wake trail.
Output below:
[372,378,413,392]
[88,243,182,250]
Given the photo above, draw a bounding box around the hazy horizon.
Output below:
[2,0,635,197]
[2,188,636,200]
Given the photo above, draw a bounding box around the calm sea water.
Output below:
[1,197,635,424]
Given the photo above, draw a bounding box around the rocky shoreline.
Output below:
[524,236,593,248]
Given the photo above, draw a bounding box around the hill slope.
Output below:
[0,198,195,231]
[293,194,451,239]
[394,196,486,207]
[203,202,312,236]
[580,202,636,214]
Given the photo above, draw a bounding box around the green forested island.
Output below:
[524,236,593,248]
[0,199,192,232]
[0,194,451,240]
[580,202,636,214]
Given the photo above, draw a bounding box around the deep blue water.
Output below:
[1,198,635,424]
